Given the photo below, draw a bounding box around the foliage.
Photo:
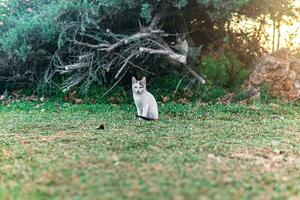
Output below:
[197,0,250,21]
[239,0,297,19]
[0,6,59,60]
[0,1,69,89]
[140,3,153,23]
[259,82,276,103]
[0,0,291,94]
[201,52,248,89]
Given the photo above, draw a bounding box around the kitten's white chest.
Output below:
[133,94,145,107]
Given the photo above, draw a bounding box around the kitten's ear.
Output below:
[132,77,137,84]
[141,77,146,84]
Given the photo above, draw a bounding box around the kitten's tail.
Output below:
[136,115,157,121]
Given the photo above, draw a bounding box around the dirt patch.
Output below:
[229,147,300,171]
[16,131,84,145]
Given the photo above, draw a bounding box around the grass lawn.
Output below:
[0,101,300,199]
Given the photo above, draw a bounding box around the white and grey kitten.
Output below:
[132,77,158,121]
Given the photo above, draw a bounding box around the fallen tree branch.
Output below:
[139,47,187,64]
[73,40,110,49]
[185,65,206,84]
[114,53,137,78]
[58,62,90,71]
[99,11,165,52]
[148,12,163,31]
[100,32,153,52]
[49,8,205,93]
[116,53,155,75]
[99,69,128,99]
[78,53,95,61]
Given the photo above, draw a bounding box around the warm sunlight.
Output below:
[265,19,300,51]
[230,0,300,53]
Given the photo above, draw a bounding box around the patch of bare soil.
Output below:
[229,147,300,172]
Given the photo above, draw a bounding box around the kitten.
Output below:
[132,77,158,121]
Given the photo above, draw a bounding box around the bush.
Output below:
[0,0,70,90]
[201,52,248,89]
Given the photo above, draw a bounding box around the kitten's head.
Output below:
[132,77,146,95]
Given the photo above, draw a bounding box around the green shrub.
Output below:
[0,1,65,59]
[201,52,248,89]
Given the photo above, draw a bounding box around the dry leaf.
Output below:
[162,96,169,103]
[2,148,11,159]
[96,124,105,130]
[178,97,189,104]
[74,98,84,104]
[24,95,38,101]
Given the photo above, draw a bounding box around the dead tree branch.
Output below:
[139,47,187,64]
[49,10,205,92]
[185,65,206,84]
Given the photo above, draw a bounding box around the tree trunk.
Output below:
[277,20,281,50]
[272,20,276,52]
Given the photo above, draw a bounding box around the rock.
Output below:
[246,48,300,101]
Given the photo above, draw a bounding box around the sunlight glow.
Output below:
[230,1,300,53]
[265,20,300,52]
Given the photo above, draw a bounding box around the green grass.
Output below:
[1,101,300,199]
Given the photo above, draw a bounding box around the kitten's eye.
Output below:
[134,86,137,89]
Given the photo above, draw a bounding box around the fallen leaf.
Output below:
[24,95,38,101]
[162,96,169,103]
[2,148,11,159]
[109,97,122,104]
[96,124,105,130]
[74,98,84,104]
[178,97,189,104]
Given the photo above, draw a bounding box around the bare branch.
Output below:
[73,40,110,49]
[115,53,137,78]
[139,47,187,64]
[48,9,206,94]
[148,12,163,31]
[58,62,90,71]
[101,32,153,52]
[185,65,206,84]
[78,53,95,61]
[142,10,165,32]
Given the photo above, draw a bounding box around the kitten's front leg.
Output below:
[136,105,143,120]
[141,105,149,118]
